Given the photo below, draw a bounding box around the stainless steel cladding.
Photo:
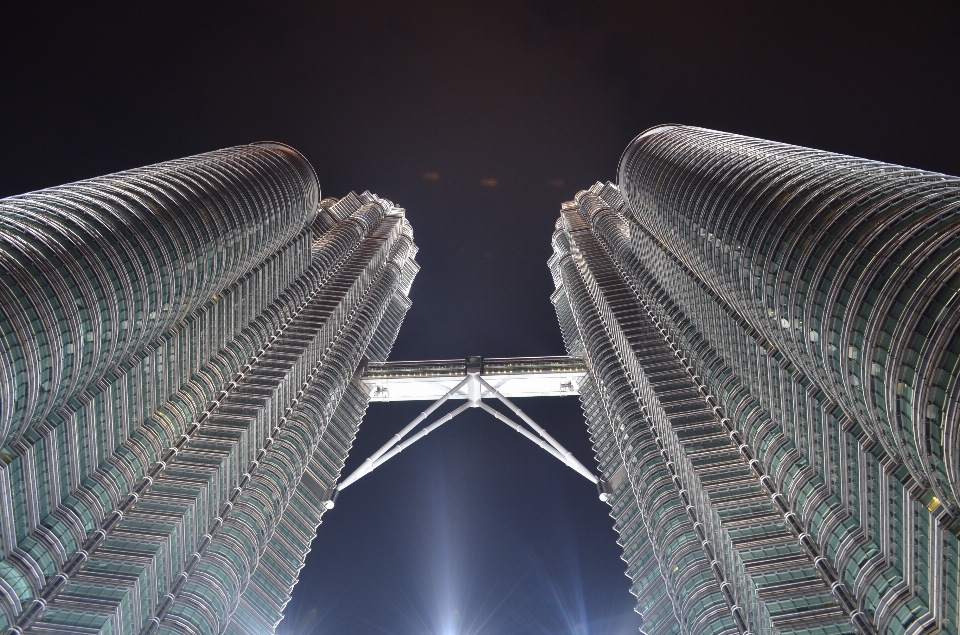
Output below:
[620,126,960,511]
[0,144,318,446]
[550,125,960,635]
[0,148,418,635]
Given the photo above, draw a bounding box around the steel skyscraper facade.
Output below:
[4,125,960,635]
[550,126,960,635]
[0,145,418,634]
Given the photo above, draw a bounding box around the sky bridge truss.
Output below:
[331,356,610,503]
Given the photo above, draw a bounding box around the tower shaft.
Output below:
[0,150,419,635]
[549,126,960,635]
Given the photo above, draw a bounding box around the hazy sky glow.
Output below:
[2,3,957,634]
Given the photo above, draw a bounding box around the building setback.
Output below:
[549,125,960,635]
[0,145,419,634]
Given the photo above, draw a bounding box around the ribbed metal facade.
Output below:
[0,148,418,634]
[550,126,960,635]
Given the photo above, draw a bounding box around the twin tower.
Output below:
[0,127,958,634]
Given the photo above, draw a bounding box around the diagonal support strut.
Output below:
[332,369,610,506]
[477,375,599,484]
[337,376,470,490]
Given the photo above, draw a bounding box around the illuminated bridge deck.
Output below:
[361,356,587,401]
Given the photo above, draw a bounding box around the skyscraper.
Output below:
[0,145,419,634]
[3,126,959,635]
[549,125,960,635]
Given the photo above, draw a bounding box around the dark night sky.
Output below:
[2,3,958,634]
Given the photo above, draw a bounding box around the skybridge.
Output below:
[328,356,611,505]
[361,355,586,401]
